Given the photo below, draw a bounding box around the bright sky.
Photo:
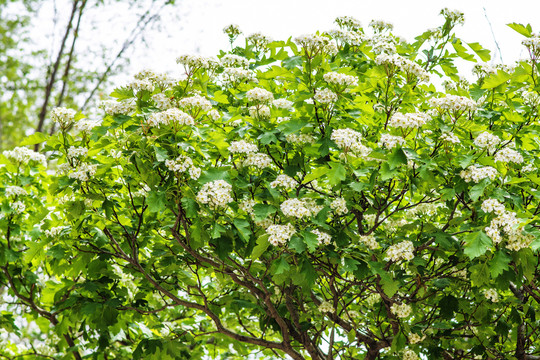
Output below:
[140,0,540,77]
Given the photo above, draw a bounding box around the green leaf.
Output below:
[469,262,490,286]
[274,257,290,275]
[481,70,512,89]
[304,166,330,184]
[19,132,49,146]
[289,235,306,254]
[233,219,251,242]
[490,250,511,278]
[303,231,319,252]
[452,40,474,61]
[464,231,492,259]
[253,204,277,222]
[468,42,491,62]
[507,22,532,37]
[212,90,229,104]
[327,162,346,186]
[147,190,166,213]
[282,55,303,69]
[153,146,168,162]
[388,147,408,169]
[469,178,489,201]
[251,234,270,259]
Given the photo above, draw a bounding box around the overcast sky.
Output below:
[138,0,540,77]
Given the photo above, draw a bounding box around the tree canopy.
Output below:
[2,9,540,360]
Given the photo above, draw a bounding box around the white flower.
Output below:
[176,54,219,71]
[391,303,412,318]
[318,301,335,313]
[44,226,67,238]
[272,98,293,109]
[474,132,500,151]
[281,198,313,219]
[312,229,332,245]
[222,67,256,84]
[239,199,256,215]
[388,112,430,129]
[402,349,419,360]
[460,165,498,183]
[68,163,98,182]
[67,146,88,159]
[151,94,175,110]
[248,105,271,118]
[101,100,135,115]
[147,109,194,127]
[266,223,296,246]
[50,107,76,128]
[11,201,25,214]
[220,54,249,68]
[223,24,242,37]
[229,140,258,154]
[481,199,505,215]
[331,128,371,156]
[494,147,523,164]
[359,234,379,249]
[408,333,425,344]
[242,153,273,169]
[335,16,362,31]
[179,95,213,112]
[286,133,316,145]
[483,288,499,302]
[385,240,415,262]
[270,175,297,190]
[330,197,348,215]
[370,20,393,32]
[314,88,338,104]
[246,87,274,103]
[165,155,200,180]
[323,72,358,87]
[378,134,406,149]
[429,95,477,113]
[196,180,234,210]
[246,32,272,48]
[128,79,153,92]
[208,109,220,120]
[440,132,460,144]
[3,147,46,166]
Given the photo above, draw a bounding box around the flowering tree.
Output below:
[3,9,540,360]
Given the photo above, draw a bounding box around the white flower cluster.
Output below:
[335,16,361,31]
[483,288,499,302]
[67,146,88,160]
[246,87,274,103]
[440,132,460,144]
[374,54,429,81]
[68,163,97,182]
[323,72,358,87]
[44,226,67,238]
[391,302,412,318]
[266,223,296,246]
[270,174,297,189]
[249,105,271,118]
[460,165,498,183]
[522,164,536,172]
[272,98,293,109]
[314,88,338,104]
[242,153,273,169]
[408,202,444,217]
[429,95,477,113]
[246,32,272,49]
[74,119,100,133]
[481,199,505,215]
[281,198,313,219]
[318,300,335,313]
[286,133,316,145]
[494,147,524,164]
[151,94,175,110]
[402,349,419,360]
[128,79,153,92]
[101,100,135,116]
[147,108,194,127]
[506,230,534,252]
[220,54,249,68]
[223,24,241,38]
[239,199,256,215]
[165,155,201,180]
[294,34,328,50]
[5,185,26,198]
[208,109,220,120]
[331,128,370,156]
[522,35,540,55]
[522,91,540,109]
[473,132,500,151]
[388,112,431,129]
[176,54,219,71]
[312,229,332,245]
[11,201,25,214]
[50,107,76,128]
[359,234,379,249]
[134,69,176,88]
[196,180,234,210]
[378,134,406,149]
[327,29,364,46]
[222,68,256,84]
[229,140,258,154]
[3,147,46,166]
[441,8,465,25]
[369,34,397,55]
[369,20,393,32]
[385,240,415,262]
[330,197,348,215]
[408,333,425,344]
[179,95,213,113]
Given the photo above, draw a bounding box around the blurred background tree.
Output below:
[0,0,180,150]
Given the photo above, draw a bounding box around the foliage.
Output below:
[2,9,540,360]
